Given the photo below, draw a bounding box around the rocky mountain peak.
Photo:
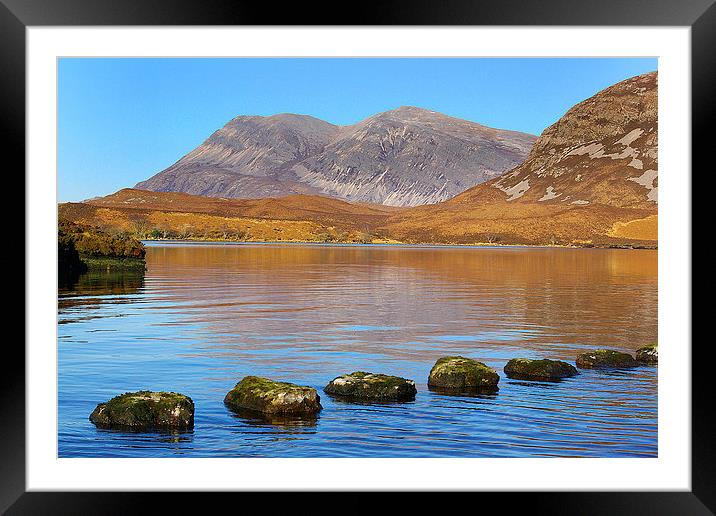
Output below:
[484,71,658,208]
[374,105,441,119]
[136,107,537,206]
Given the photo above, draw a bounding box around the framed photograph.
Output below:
[8,0,709,512]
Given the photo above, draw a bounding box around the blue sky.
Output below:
[58,57,657,202]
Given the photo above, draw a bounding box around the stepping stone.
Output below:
[224,376,322,417]
[427,356,499,392]
[324,371,417,401]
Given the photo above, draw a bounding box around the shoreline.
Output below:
[140,238,658,250]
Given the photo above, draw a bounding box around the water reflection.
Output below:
[59,268,145,297]
[144,244,657,358]
[58,243,658,458]
[58,268,146,323]
[227,407,319,429]
[426,386,501,397]
[94,426,194,438]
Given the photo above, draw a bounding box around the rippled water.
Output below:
[58,243,657,458]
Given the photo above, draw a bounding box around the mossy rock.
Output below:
[89,391,194,430]
[59,220,146,260]
[224,376,322,416]
[575,349,638,369]
[504,358,578,381]
[636,343,658,363]
[427,356,499,392]
[324,372,417,401]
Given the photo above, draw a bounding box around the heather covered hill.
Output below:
[58,189,401,244]
[380,72,658,246]
[82,188,397,227]
[135,107,536,207]
[482,71,657,208]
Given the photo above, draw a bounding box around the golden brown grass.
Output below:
[59,200,393,244]
[381,198,657,247]
[59,188,657,248]
[608,215,658,240]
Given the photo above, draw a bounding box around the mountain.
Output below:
[486,71,658,208]
[136,114,339,199]
[135,107,536,207]
[66,72,658,248]
[290,107,537,206]
[381,72,658,245]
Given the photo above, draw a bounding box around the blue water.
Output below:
[58,243,658,457]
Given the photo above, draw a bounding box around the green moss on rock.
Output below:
[224,376,322,416]
[575,349,638,369]
[427,356,499,392]
[59,220,146,271]
[89,391,194,430]
[324,371,417,401]
[636,343,658,363]
[504,358,578,381]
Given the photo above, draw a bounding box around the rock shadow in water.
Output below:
[504,379,564,388]
[226,406,319,429]
[323,393,418,406]
[427,385,499,398]
[93,425,195,440]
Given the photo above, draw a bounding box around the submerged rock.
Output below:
[636,343,658,363]
[89,391,194,430]
[575,349,638,369]
[224,376,322,416]
[324,372,417,401]
[427,356,499,392]
[504,358,578,381]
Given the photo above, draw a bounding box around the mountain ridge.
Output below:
[136,106,537,206]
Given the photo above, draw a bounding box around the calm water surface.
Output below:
[58,243,657,458]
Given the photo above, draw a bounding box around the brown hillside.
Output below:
[381,72,658,247]
[86,188,398,227]
[60,189,402,244]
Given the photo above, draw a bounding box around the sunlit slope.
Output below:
[59,189,400,243]
[381,72,658,246]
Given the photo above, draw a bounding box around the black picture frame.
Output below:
[5,0,708,513]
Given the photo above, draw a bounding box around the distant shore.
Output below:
[140,238,657,250]
[58,186,659,251]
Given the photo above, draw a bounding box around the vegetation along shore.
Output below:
[58,220,146,284]
[58,187,656,249]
